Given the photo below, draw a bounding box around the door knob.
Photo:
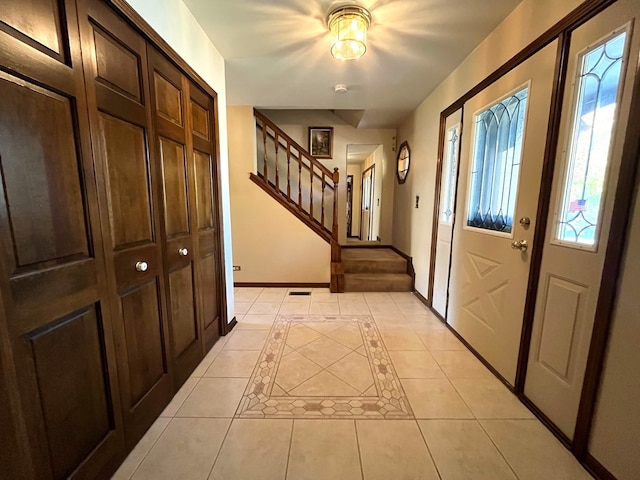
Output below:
[135,261,148,272]
[179,248,189,257]
[511,240,528,252]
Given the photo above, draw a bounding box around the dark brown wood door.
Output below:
[0,1,124,478]
[148,47,203,388]
[78,0,173,450]
[189,81,222,350]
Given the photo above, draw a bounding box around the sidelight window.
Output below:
[467,87,529,234]
[441,125,460,224]
[554,29,628,249]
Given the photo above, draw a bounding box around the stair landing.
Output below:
[342,248,413,292]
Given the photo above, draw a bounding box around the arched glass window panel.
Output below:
[467,87,529,234]
[441,125,460,224]
[554,29,628,249]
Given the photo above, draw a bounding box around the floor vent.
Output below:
[288,291,311,296]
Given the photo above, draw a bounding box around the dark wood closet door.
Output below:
[148,47,203,387]
[189,82,222,350]
[0,1,124,478]
[78,0,173,450]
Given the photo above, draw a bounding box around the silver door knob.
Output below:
[135,261,148,272]
[511,240,528,252]
[179,248,189,257]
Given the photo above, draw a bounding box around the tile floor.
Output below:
[113,287,593,480]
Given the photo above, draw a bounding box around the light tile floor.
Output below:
[113,287,593,480]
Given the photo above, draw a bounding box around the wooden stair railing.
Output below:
[252,109,344,292]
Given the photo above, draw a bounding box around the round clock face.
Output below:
[397,142,410,183]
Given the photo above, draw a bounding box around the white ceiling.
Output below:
[184,0,523,128]
[347,144,380,164]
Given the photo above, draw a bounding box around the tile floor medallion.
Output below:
[236,314,414,419]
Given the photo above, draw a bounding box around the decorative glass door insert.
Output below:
[554,29,628,249]
[467,86,529,234]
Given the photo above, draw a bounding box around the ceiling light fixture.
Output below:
[327,5,371,61]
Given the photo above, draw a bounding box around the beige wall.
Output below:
[227,106,330,283]
[278,125,396,245]
[125,0,236,321]
[392,0,583,297]
[589,178,640,480]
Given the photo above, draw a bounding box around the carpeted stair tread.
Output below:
[342,248,407,274]
[344,273,413,292]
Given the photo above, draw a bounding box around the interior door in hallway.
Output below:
[448,41,558,384]
[432,109,462,317]
[361,164,375,240]
[524,1,639,439]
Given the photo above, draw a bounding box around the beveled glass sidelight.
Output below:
[554,29,628,249]
[397,141,410,184]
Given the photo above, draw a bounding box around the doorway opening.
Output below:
[346,144,383,244]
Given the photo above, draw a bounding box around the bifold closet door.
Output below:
[79,0,173,449]
[189,80,222,351]
[147,47,203,387]
[0,0,124,478]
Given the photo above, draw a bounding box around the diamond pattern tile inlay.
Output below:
[236,315,414,419]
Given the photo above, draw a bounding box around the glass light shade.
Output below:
[328,6,371,61]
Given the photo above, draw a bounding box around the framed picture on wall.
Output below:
[308,126,333,159]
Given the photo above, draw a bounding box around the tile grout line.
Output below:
[283,419,295,480]
[124,416,172,480]
[477,419,522,480]
[204,416,236,480]
[353,419,365,480]
[415,419,444,480]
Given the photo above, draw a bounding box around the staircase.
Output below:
[343,248,414,292]
[252,109,344,292]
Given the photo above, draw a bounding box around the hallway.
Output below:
[113,288,592,480]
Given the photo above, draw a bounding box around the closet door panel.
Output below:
[26,306,111,480]
[160,137,190,238]
[169,265,198,355]
[190,83,222,348]
[99,113,154,247]
[0,1,124,478]
[148,47,202,387]
[80,0,172,450]
[120,280,165,404]
[1,0,67,61]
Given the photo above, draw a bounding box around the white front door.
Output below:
[432,110,462,317]
[448,41,558,384]
[525,1,639,438]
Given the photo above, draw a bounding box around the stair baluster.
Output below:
[286,144,291,198]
